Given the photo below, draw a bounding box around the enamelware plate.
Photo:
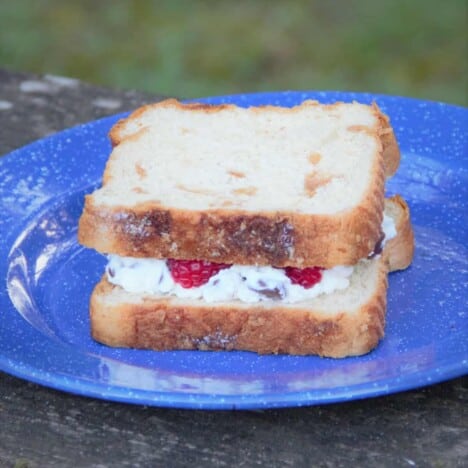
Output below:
[1,91,466,409]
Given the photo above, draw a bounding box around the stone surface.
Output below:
[1,372,467,468]
[0,68,163,156]
[0,67,467,467]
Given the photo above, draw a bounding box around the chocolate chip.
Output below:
[368,232,385,259]
[250,284,286,300]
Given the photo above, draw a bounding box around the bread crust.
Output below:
[372,102,400,177]
[384,195,415,271]
[90,258,388,358]
[79,186,385,268]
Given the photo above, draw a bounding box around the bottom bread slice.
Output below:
[91,257,388,357]
[89,195,413,357]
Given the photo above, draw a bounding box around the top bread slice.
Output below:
[78,99,400,268]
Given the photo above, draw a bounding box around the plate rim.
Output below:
[1,353,465,410]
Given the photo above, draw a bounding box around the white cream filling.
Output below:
[106,215,396,304]
[106,256,354,304]
[382,213,397,247]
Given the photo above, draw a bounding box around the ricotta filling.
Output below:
[106,215,396,304]
[382,213,397,244]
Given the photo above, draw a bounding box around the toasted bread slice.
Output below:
[89,196,414,357]
[78,99,400,268]
[383,195,415,271]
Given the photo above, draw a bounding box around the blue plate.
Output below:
[1,91,467,409]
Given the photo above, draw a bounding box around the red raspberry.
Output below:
[284,266,323,289]
[167,259,230,288]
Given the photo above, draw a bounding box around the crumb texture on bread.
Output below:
[79,99,398,268]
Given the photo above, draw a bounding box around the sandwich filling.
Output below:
[106,214,396,304]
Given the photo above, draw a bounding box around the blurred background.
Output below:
[0,0,466,105]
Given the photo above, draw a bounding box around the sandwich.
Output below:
[78,99,414,357]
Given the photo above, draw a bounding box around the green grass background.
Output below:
[1,0,466,104]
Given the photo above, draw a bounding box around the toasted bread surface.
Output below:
[79,99,399,268]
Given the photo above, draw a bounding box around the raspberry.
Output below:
[167,259,230,288]
[284,266,323,289]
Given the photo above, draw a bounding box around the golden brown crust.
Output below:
[90,258,388,358]
[78,182,385,268]
[384,195,415,271]
[372,102,400,177]
[110,99,233,146]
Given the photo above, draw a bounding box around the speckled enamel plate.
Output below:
[0,91,467,409]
